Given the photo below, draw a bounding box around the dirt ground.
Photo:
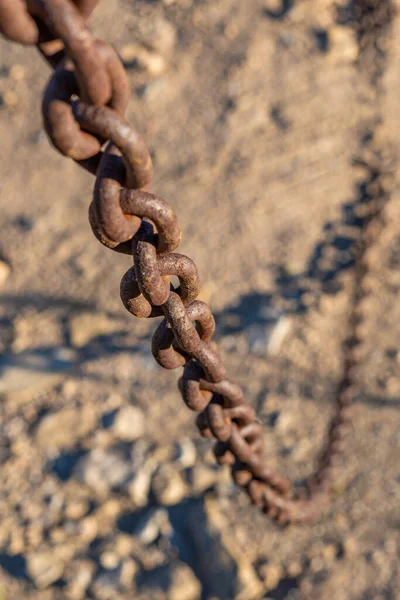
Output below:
[0,0,400,598]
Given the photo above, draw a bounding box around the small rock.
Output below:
[343,536,358,557]
[173,438,197,469]
[10,64,25,80]
[322,543,338,562]
[74,447,131,495]
[248,315,292,356]
[65,560,95,600]
[0,259,10,287]
[120,43,166,75]
[79,516,98,543]
[287,561,302,578]
[69,312,121,349]
[113,405,146,441]
[3,90,18,107]
[65,499,90,520]
[90,568,122,600]
[259,563,284,590]
[152,465,187,506]
[267,316,292,356]
[328,26,359,64]
[127,465,153,507]
[191,464,219,494]
[27,551,66,589]
[115,534,134,558]
[120,559,138,588]
[132,508,171,544]
[36,407,96,450]
[100,552,120,570]
[167,563,201,600]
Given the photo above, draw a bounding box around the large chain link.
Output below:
[0,0,389,524]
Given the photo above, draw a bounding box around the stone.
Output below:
[167,563,201,600]
[127,466,153,507]
[262,563,284,590]
[152,465,187,506]
[115,534,134,558]
[120,559,138,588]
[248,315,292,356]
[328,26,359,64]
[132,508,172,544]
[10,64,25,80]
[74,447,132,495]
[120,44,166,75]
[0,259,10,287]
[27,551,66,589]
[36,407,96,450]
[90,568,122,600]
[267,316,292,356]
[69,312,121,349]
[191,464,219,494]
[113,405,146,441]
[65,499,90,520]
[65,560,95,600]
[100,552,120,570]
[173,438,197,469]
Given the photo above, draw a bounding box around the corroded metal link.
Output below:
[120,248,200,319]
[43,45,130,161]
[35,0,111,105]
[152,301,215,370]
[0,0,97,45]
[88,143,176,252]
[162,293,226,383]
[0,0,40,44]
[133,222,170,307]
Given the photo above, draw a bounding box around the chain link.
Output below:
[0,0,391,524]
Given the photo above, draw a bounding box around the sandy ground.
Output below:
[0,0,400,598]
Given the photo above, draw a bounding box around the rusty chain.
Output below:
[0,0,391,524]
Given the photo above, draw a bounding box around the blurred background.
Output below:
[1,0,400,598]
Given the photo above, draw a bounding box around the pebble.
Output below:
[100,551,120,570]
[74,447,132,495]
[248,315,292,356]
[3,90,18,107]
[115,534,134,558]
[90,568,122,600]
[79,516,98,543]
[343,536,358,557]
[267,316,292,356]
[65,560,95,600]
[69,312,120,349]
[152,464,187,506]
[0,259,10,287]
[119,559,138,588]
[36,407,96,450]
[167,563,201,600]
[328,26,359,64]
[65,499,90,520]
[10,64,25,81]
[133,508,172,544]
[120,44,166,75]
[173,437,197,469]
[262,563,284,590]
[113,405,146,441]
[27,551,65,589]
[191,464,219,494]
[127,465,153,507]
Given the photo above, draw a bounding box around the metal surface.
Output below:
[0,0,387,523]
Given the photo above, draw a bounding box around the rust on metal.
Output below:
[0,0,388,524]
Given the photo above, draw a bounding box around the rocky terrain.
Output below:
[0,0,399,598]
